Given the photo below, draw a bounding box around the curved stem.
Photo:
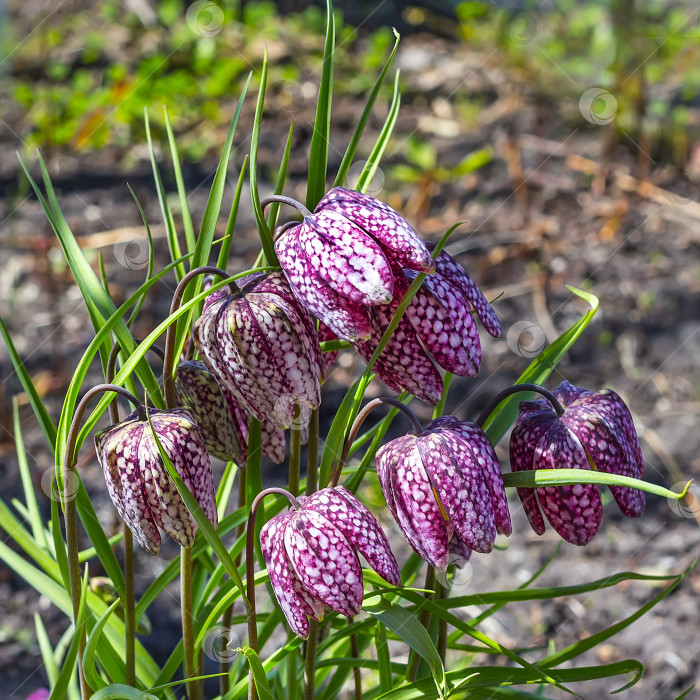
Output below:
[246,488,302,700]
[475,383,565,427]
[260,194,312,219]
[329,398,423,488]
[163,265,237,408]
[274,220,302,241]
[63,384,143,699]
[107,341,165,400]
[303,620,320,700]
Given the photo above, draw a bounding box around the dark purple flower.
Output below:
[260,486,400,638]
[193,272,323,430]
[510,380,645,546]
[274,187,434,342]
[94,407,217,555]
[375,416,511,571]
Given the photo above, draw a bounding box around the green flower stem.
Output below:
[306,409,319,495]
[350,625,362,700]
[289,406,302,497]
[406,566,436,682]
[303,620,320,700]
[181,546,199,700]
[476,383,565,427]
[162,265,238,407]
[220,468,247,696]
[329,397,423,488]
[63,383,143,699]
[437,580,447,663]
[247,488,302,700]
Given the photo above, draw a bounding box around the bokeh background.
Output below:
[1,1,699,697]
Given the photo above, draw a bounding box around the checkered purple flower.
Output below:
[274,187,434,342]
[260,486,400,638]
[510,380,645,546]
[375,416,511,571]
[193,271,323,430]
[94,407,217,555]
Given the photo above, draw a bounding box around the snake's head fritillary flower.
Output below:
[94,407,217,555]
[175,360,286,464]
[510,380,645,546]
[193,271,323,430]
[405,243,502,377]
[274,187,433,342]
[375,416,511,571]
[260,486,400,639]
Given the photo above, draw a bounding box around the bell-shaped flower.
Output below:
[275,187,434,342]
[260,486,400,638]
[405,243,502,377]
[375,416,511,571]
[94,407,217,555]
[510,380,645,546]
[193,271,323,430]
[175,360,285,464]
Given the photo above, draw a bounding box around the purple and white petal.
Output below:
[276,227,373,341]
[301,210,395,306]
[285,510,364,618]
[406,271,482,376]
[426,244,502,338]
[95,422,161,555]
[534,421,603,546]
[417,430,496,553]
[553,380,591,408]
[317,187,434,273]
[260,513,314,638]
[304,487,400,586]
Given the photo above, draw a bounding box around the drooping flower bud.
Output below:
[510,380,645,545]
[375,416,511,571]
[274,187,434,342]
[260,486,400,639]
[193,271,323,430]
[94,407,217,555]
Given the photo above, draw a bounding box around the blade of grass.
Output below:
[217,156,249,270]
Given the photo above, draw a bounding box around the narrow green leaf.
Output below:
[376,620,393,693]
[217,156,249,270]
[83,600,120,691]
[266,121,294,231]
[356,70,401,194]
[241,646,275,700]
[250,56,277,264]
[91,686,159,700]
[334,29,400,187]
[0,317,57,448]
[35,613,60,689]
[364,597,446,698]
[145,411,248,608]
[216,460,240,522]
[164,107,195,253]
[144,109,184,281]
[484,287,599,445]
[503,469,691,500]
[125,185,155,327]
[306,0,335,209]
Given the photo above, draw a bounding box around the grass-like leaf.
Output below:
[217,156,249,270]
[306,0,335,209]
[83,599,120,691]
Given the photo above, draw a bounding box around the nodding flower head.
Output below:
[94,407,217,555]
[274,187,434,342]
[260,486,400,639]
[175,360,286,464]
[375,416,511,571]
[193,271,323,430]
[510,380,645,546]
